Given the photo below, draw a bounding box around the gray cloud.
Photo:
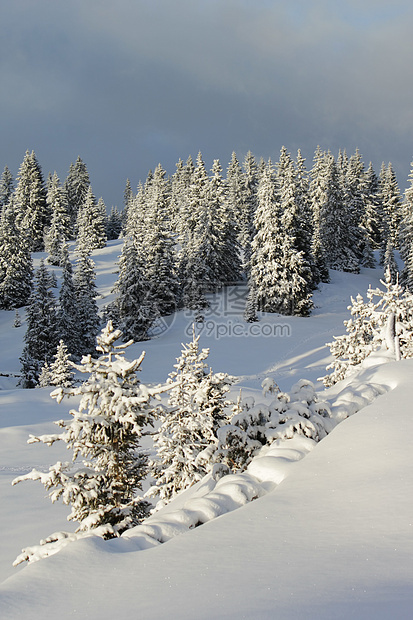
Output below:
[1,0,413,206]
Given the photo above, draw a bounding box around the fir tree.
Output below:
[13,322,162,560]
[240,151,259,276]
[20,260,59,388]
[209,158,242,285]
[73,253,100,356]
[249,162,284,313]
[0,198,33,310]
[47,340,74,387]
[362,162,382,250]
[380,162,403,255]
[275,147,313,315]
[106,206,123,240]
[142,163,178,317]
[64,156,91,237]
[400,161,413,291]
[0,165,14,211]
[148,330,232,507]
[14,150,49,251]
[113,239,154,342]
[45,172,71,266]
[76,186,107,255]
[309,147,330,283]
[57,244,80,358]
[178,152,212,311]
[323,268,413,386]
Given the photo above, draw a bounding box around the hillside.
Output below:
[0,241,412,619]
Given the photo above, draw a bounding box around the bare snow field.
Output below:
[1,241,412,619]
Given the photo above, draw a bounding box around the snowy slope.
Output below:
[1,241,412,619]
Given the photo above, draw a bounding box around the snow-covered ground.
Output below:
[1,241,412,619]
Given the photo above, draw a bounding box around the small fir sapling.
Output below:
[148,328,233,508]
[322,267,413,386]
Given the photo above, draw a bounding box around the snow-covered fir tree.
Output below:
[400,161,413,291]
[362,161,383,251]
[344,149,374,267]
[148,330,233,507]
[216,381,333,472]
[63,156,91,237]
[379,162,402,257]
[323,267,413,386]
[0,165,14,210]
[56,244,80,358]
[295,149,318,286]
[141,163,178,317]
[209,158,242,285]
[178,152,212,312]
[106,206,123,240]
[250,158,312,316]
[249,161,285,313]
[44,340,74,387]
[243,283,259,322]
[112,239,154,342]
[240,151,259,276]
[383,238,399,284]
[323,153,360,272]
[19,260,59,388]
[0,198,33,310]
[73,252,100,356]
[76,186,107,255]
[14,150,49,251]
[308,147,330,283]
[275,147,313,315]
[13,322,164,560]
[45,172,72,266]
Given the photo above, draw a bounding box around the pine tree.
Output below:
[209,158,242,285]
[309,147,330,283]
[20,260,59,388]
[113,239,154,342]
[45,172,71,266]
[148,330,232,507]
[178,152,211,311]
[0,165,14,211]
[142,163,178,317]
[47,340,74,387]
[64,156,91,237]
[0,198,33,309]
[73,253,100,356]
[76,186,107,255]
[323,268,413,386]
[380,162,403,255]
[362,162,382,250]
[400,161,413,291]
[106,206,123,240]
[344,149,373,266]
[275,147,313,315]
[14,150,49,251]
[124,181,146,241]
[250,161,295,313]
[240,151,259,276]
[295,149,317,285]
[383,238,399,283]
[310,150,359,274]
[13,322,162,558]
[57,244,80,357]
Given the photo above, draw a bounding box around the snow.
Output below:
[1,241,413,619]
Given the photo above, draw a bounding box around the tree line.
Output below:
[1,146,413,386]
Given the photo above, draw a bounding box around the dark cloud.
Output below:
[1,0,413,206]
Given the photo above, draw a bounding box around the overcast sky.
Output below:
[1,0,413,207]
